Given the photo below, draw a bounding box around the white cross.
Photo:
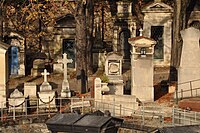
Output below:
[139,28,143,36]
[59,53,73,81]
[41,69,50,83]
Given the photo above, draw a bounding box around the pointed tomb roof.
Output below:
[142,0,173,13]
[128,36,156,47]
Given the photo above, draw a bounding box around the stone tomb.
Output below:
[24,82,37,105]
[8,89,26,112]
[178,27,200,99]
[38,69,56,110]
[105,52,124,95]
[142,0,173,66]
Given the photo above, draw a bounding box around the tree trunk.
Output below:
[85,0,94,74]
[75,1,87,93]
[171,0,191,68]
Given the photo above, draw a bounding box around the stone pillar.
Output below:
[94,78,102,101]
[129,35,156,101]
[113,28,118,52]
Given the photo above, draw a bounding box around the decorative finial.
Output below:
[139,28,143,36]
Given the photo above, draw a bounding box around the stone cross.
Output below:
[139,28,143,36]
[41,69,50,83]
[60,53,73,81]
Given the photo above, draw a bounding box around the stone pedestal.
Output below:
[132,59,154,101]
[38,70,57,110]
[38,91,56,109]
[24,82,37,105]
[61,80,71,97]
[108,80,123,95]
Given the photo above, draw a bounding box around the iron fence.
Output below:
[0,97,200,128]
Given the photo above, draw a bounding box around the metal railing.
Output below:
[177,79,200,99]
[172,107,200,126]
[1,97,199,128]
[0,97,169,126]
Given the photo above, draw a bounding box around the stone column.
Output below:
[113,27,118,52]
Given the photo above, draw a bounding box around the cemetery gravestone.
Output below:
[24,82,37,98]
[24,82,37,105]
[31,59,45,77]
[94,78,102,102]
[38,69,56,110]
[58,53,73,97]
[105,52,123,95]
[178,27,200,98]
[8,89,25,112]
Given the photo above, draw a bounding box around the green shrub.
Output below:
[100,73,109,83]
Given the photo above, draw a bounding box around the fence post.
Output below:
[1,102,3,122]
[172,107,174,126]
[13,100,16,121]
[25,98,27,118]
[60,97,62,113]
[71,98,73,113]
[48,96,50,118]
[120,104,122,117]
[181,89,183,99]
[82,96,84,114]
[37,98,39,117]
[190,81,193,97]
[112,97,115,116]
[184,110,186,125]
[142,102,144,126]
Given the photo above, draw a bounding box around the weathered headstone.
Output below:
[8,89,25,112]
[24,82,37,97]
[24,82,37,105]
[105,52,123,95]
[94,78,102,101]
[58,53,73,97]
[31,59,45,77]
[38,69,56,110]
[178,27,200,98]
